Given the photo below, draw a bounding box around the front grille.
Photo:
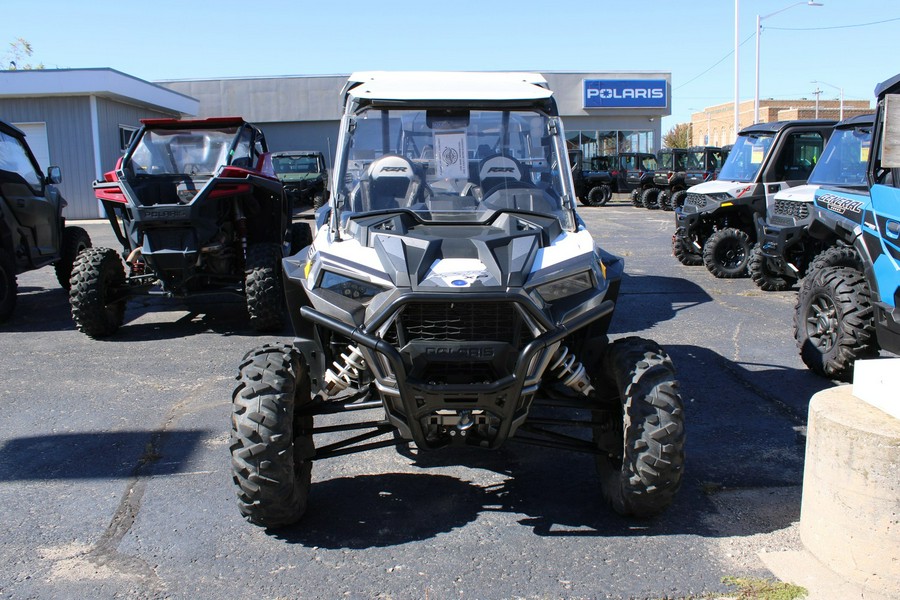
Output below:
[769,215,795,227]
[391,302,533,347]
[773,199,809,220]
[685,193,707,208]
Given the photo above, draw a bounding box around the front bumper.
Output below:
[299,292,614,451]
[755,215,807,277]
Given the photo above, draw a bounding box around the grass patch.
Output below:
[721,576,807,600]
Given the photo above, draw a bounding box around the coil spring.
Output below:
[324,344,366,395]
[549,346,594,396]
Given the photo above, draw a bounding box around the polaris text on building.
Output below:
[583,79,668,109]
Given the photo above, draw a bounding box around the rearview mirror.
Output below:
[47,166,62,184]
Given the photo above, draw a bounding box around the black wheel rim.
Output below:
[716,239,746,269]
[806,293,839,352]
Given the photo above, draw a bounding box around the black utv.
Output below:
[0,120,91,322]
[577,155,618,207]
[675,146,730,209]
[649,148,688,210]
[624,152,659,207]
[673,119,835,277]
[75,117,292,337]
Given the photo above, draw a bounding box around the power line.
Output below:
[675,32,755,90]
[767,16,900,31]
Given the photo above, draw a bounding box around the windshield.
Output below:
[334,107,574,230]
[658,151,673,170]
[718,133,775,182]
[127,127,240,176]
[273,155,320,175]
[685,151,707,170]
[590,156,615,171]
[807,126,871,187]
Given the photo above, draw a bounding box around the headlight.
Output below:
[707,192,734,202]
[535,271,595,303]
[318,271,384,301]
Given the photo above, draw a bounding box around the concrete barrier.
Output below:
[800,385,900,595]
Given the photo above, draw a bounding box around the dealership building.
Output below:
[0,68,671,219]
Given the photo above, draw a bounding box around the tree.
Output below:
[663,123,692,149]
[4,38,44,70]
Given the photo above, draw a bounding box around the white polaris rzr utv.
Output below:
[230,71,685,528]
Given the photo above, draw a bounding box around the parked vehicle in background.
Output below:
[0,120,91,322]
[577,154,617,206]
[230,71,685,529]
[625,152,659,207]
[675,145,730,209]
[650,148,688,210]
[78,117,291,337]
[794,74,900,381]
[672,119,835,277]
[271,150,329,210]
[749,114,873,291]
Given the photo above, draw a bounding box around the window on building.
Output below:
[119,125,138,151]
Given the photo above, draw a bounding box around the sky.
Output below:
[3,0,898,133]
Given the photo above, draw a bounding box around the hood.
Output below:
[773,184,818,203]
[688,179,757,198]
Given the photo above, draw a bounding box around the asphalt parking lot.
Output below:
[0,199,846,599]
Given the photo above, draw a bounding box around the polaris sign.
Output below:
[583,79,668,108]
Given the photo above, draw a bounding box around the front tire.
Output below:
[594,337,685,517]
[0,249,17,323]
[658,190,671,211]
[69,247,126,338]
[631,189,642,207]
[55,226,92,290]
[672,234,703,266]
[245,243,284,332]
[670,190,687,210]
[641,188,660,210]
[748,244,792,291]
[794,266,878,382]
[586,185,611,207]
[231,344,315,528]
[703,228,751,278]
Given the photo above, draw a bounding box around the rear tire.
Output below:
[672,235,703,266]
[641,188,660,210]
[703,228,751,278]
[55,226,92,290]
[0,249,17,323]
[587,185,611,207]
[794,266,878,382]
[748,244,792,291]
[69,247,126,338]
[245,243,285,332]
[670,190,688,210]
[231,344,315,528]
[594,337,685,517]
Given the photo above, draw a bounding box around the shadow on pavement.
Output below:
[0,429,211,481]
[275,344,833,549]
[610,273,712,333]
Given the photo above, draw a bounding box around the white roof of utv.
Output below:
[343,71,553,102]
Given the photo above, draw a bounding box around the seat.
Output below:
[477,154,526,195]
[362,154,423,210]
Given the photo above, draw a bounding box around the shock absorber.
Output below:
[324,344,366,395]
[549,346,594,396]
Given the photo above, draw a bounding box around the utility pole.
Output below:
[813,86,822,118]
